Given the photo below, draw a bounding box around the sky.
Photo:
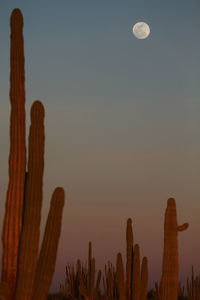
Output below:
[0,0,200,293]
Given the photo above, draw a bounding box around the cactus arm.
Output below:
[177,223,189,231]
[15,101,45,299]
[31,187,65,300]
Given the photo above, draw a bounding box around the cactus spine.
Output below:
[160,198,189,300]
[1,8,26,295]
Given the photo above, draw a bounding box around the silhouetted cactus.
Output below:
[186,266,200,300]
[15,100,45,299]
[140,257,148,300]
[116,253,126,300]
[132,244,140,300]
[78,242,101,300]
[31,187,65,300]
[126,218,133,300]
[1,8,65,300]
[1,8,26,295]
[103,262,116,300]
[160,198,189,300]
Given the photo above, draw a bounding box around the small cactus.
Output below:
[126,218,133,300]
[116,253,126,300]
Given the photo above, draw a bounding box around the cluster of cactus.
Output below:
[77,242,102,300]
[186,267,200,300]
[103,261,117,299]
[0,8,65,300]
[58,199,193,300]
[59,219,148,300]
[59,242,102,300]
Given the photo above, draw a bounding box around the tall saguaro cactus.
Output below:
[1,8,65,300]
[160,198,189,300]
[1,8,26,293]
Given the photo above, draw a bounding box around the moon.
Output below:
[132,22,150,39]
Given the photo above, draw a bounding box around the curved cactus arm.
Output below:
[14,100,45,300]
[1,8,26,296]
[31,187,65,300]
[177,223,189,231]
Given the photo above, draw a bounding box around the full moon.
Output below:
[132,22,150,39]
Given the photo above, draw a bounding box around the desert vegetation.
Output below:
[53,201,198,300]
[0,9,65,300]
[0,8,199,300]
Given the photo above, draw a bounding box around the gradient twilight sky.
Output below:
[0,0,200,293]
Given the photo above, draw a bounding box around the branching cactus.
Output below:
[160,198,189,300]
[1,8,65,300]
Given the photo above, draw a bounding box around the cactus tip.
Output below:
[167,197,176,206]
[127,218,132,225]
[31,100,45,119]
[11,8,23,26]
